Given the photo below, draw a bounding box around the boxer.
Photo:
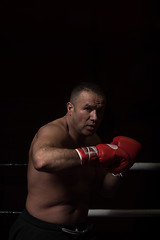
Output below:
[9,82,141,240]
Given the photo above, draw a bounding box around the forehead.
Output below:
[76,90,106,107]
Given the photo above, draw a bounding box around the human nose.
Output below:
[90,110,98,122]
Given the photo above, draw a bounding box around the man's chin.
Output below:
[83,129,96,136]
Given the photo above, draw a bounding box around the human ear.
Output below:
[67,102,74,116]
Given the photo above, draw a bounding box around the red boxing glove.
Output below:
[96,144,129,168]
[75,143,129,167]
[109,136,142,174]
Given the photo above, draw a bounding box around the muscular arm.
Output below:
[30,124,81,172]
[102,172,124,197]
[33,146,80,172]
[95,168,124,197]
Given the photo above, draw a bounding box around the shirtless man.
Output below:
[9,82,141,240]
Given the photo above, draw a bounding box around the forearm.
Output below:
[32,146,81,172]
[102,172,124,197]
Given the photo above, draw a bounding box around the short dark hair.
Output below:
[70,82,106,105]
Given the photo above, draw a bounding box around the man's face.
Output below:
[68,91,106,136]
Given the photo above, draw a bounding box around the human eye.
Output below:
[85,107,91,111]
[84,106,92,112]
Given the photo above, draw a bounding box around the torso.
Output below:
[26,117,102,224]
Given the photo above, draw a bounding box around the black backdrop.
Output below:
[0,1,156,239]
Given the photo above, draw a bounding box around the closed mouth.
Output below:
[86,125,96,129]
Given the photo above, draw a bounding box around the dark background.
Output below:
[0,1,156,239]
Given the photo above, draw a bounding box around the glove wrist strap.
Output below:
[75,146,99,165]
[112,173,123,178]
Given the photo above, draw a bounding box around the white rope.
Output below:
[88,209,160,218]
[1,209,160,218]
[0,163,28,166]
[131,163,160,171]
[0,211,22,214]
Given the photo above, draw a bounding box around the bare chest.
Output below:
[52,165,96,190]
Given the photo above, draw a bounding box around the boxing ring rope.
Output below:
[88,209,160,218]
[1,162,160,218]
[0,162,160,170]
[0,209,160,218]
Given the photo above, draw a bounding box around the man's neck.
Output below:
[65,115,87,147]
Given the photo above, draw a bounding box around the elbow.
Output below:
[32,149,46,171]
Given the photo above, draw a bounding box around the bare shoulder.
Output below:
[38,117,66,134]
[33,117,68,147]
